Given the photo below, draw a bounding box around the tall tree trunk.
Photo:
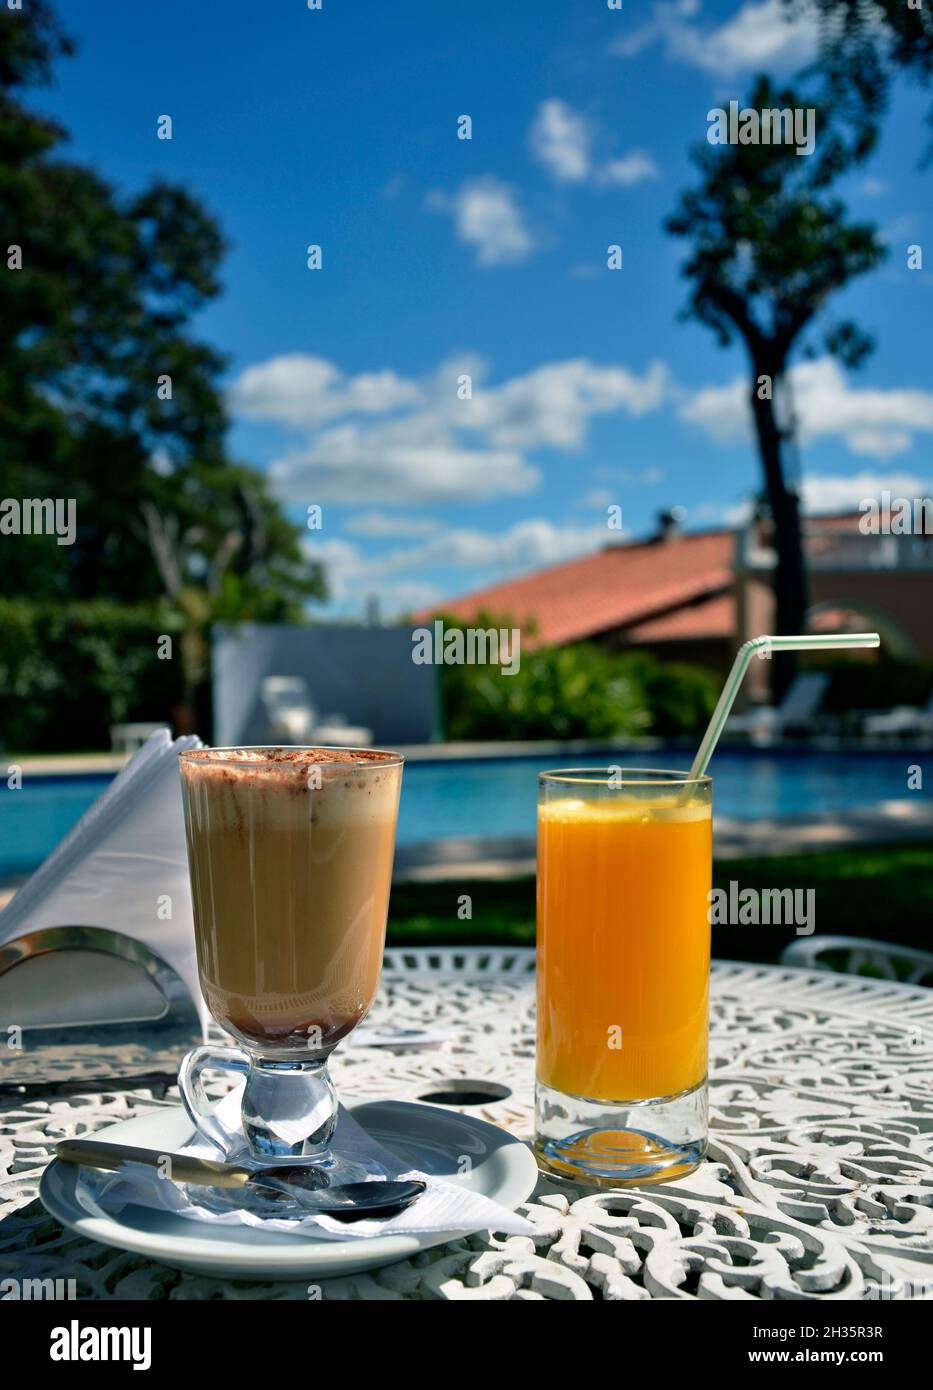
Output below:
[749,367,809,701]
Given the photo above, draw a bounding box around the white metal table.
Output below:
[2,952,932,1300]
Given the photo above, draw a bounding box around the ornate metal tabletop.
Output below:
[2,951,932,1300]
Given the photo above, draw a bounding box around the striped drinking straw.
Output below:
[687,632,882,783]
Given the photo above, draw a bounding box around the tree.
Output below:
[666,77,885,696]
[0,2,324,722]
[783,0,933,158]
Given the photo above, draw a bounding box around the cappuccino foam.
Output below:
[180,747,402,1051]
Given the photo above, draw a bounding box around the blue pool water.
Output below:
[0,746,926,876]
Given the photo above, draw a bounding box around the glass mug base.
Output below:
[534,1077,707,1186]
[177,1045,396,1213]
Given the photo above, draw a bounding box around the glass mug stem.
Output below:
[179,1046,338,1163]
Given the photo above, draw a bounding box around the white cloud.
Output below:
[271,432,535,506]
[343,512,442,538]
[528,99,660,189]
[399,518,606,574]
[305,536,442,615]
[612,28,661,60]
[845,429,911,459]
[427,177,533,266]
[717,470,933,527]
[679,376,757,443]
[529,99,592,182]
[720,498,755,526]
[306,519,606,617]
[232,352,670,506]
[303,536,367,604]
[580,488,615,509]
[800,471,933,515]
[613,0,819,76]
[465,359,670,450]
[680,358,933,459]
[596,152,661,187]
[230,355,422,429]
[377,580,444,614]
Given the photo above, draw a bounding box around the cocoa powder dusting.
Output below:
[183,746,398,766]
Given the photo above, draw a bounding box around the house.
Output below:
[418,508,933,702]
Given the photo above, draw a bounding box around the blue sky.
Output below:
[40,0,933,615]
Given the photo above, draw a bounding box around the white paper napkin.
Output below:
[0,729,208,1036]
[74,1085,536,1240]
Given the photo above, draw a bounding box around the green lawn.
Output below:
[387,842,933,964]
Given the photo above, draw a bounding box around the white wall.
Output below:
[212,624,439,746]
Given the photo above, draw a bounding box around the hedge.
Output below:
[0,599,186,752]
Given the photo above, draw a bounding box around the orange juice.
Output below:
[537,794,711,1103]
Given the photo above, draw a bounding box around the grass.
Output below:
[386,842,933,964]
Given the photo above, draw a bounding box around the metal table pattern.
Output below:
[2,952,932,1301]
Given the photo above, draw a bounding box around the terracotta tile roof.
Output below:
[626,591,735,642]
[418,529,735,646]
[808,510,894,531]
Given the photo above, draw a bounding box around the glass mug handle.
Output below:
[178,1045,250,1153]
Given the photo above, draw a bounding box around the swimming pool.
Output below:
[0,746,925,877]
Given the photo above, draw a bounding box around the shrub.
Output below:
[817,656,933,713]
[0,599,186,752]
[618,652,720,737]
[436,614,718,741]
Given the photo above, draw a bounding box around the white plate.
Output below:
[39,1097,539,1280]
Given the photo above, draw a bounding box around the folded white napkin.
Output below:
[74,1085,536,1241]
[0,729,208,1036]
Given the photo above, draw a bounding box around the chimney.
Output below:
[655,506,686,542]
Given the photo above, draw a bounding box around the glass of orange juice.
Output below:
[535,767,712,1185]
